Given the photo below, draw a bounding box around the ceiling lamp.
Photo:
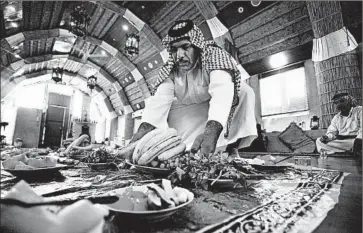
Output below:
[87,76,97,90]
[269,53,288,69]
[125,33,140,56]
[52,67,63,83]
[69,3,91,38]
[251,1,261,7]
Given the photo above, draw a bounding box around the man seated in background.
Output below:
[316,93,362,154]
[130,19,257,157]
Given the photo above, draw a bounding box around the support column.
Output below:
[306,1,361,128]
[124,113,134,140]
[109,117,118,142]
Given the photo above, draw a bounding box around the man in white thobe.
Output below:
[130,20,257,157]
[316,93,362,154]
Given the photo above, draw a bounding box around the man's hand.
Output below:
[320,135,330,144]
[191,120,223,157]
[130,122,156,143]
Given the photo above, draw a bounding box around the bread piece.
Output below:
[14,162,36,170]
[3,154,28,169]
[44,156,57,167]
[27,158,48,168]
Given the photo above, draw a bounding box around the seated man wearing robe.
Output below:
[316,93,362,154]
[130,20,257,157]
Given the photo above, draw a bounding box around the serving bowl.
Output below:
[104,185,194,223]
[126,160,174,176]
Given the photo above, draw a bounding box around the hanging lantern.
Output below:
[52,67,63,83]
[69,3,91,38]
[310,116,320,130]
[125,33,140,56]
[87,76,97,90]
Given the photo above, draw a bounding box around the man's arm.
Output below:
[191,70,234,156]
[326,116,339,140]
[207,70,235,128]
[320,116,339,143]
[357,106,362,139]
[130,78,174,143]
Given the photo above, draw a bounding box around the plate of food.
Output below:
[2,154,73,179]
[127,128,187,176]
[104,179,194,223]
[80,147,120,170]
[207,178,241,189]
[126,160,173,176]
[241,156,291,171]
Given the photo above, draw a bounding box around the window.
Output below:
[260,67,309,116]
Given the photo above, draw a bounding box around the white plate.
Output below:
[126,160,173,176]
[104,185,194,223]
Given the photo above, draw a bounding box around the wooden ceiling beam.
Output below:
[2,0,160,113]
[1,55,128,112]
[1,69,118,117]
[2,29,151,98]
[193,1,218,20]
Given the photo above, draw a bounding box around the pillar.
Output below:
[109,117,118,142]
[306,1,361,128]
[124,113,134,140]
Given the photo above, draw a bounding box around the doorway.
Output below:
[42,93,71,148]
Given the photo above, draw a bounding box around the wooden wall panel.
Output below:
[233,6,309,47]
[230,1,313,65]
[149,2,180,28]
[129,39,159,64]
[143,68,161,81]
[239,30,313,64]
[40,1,53,29]
[152,2,197,36]
[238,17,312,57]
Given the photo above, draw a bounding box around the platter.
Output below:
[250,164,290,171]
[86,163,110,171]
[4,164,73,178]
[208,178,242,189]
[104,185,194,223]
[126,160,173,176]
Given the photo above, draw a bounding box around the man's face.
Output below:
[170,39,198,72]
[333,97,350,112]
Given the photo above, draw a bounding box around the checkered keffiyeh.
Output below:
[150,20,241,138]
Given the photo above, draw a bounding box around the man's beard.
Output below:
[176,60,192,72]
[337,105,351,114]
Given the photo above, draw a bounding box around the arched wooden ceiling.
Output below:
[1,1,164,116]
[1,1,361,116]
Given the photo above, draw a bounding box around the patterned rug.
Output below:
[197,169,347,233]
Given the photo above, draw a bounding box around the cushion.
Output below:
[265,132,293,153]
[278,122,316,153]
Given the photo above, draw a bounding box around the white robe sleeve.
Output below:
[207,70,234,128]
[141,78,174,129]
[326,116,339,140]
[357,107,362,139]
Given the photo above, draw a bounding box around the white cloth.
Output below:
[316,137,355,153]
[312,27,358,62]
[315,106,362,153]
[326,106,362,140]
[141,63,257,150]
